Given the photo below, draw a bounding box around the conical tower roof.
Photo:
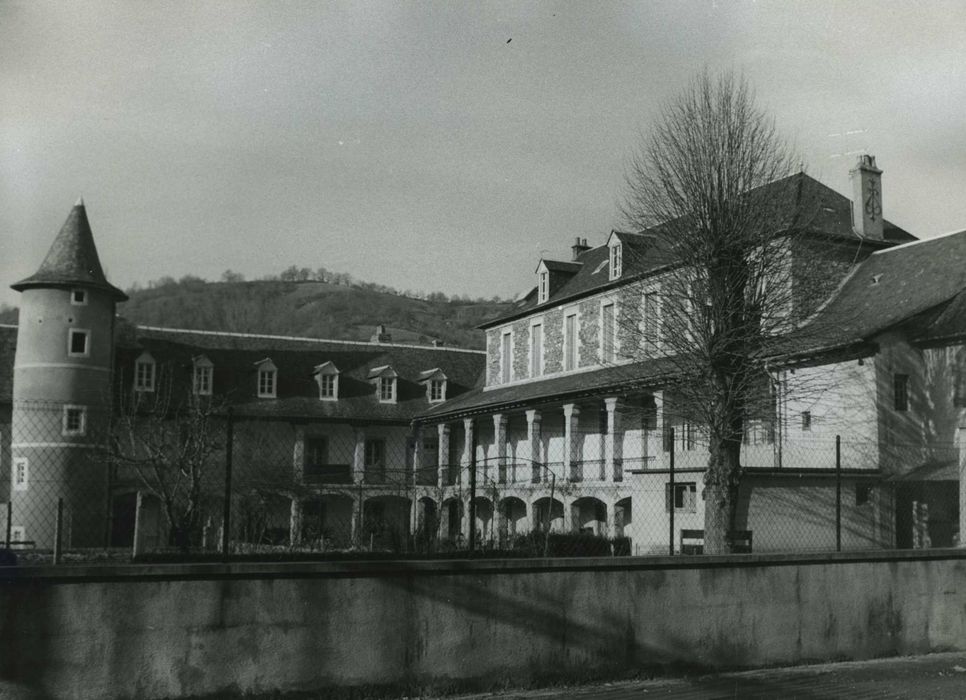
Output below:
[11,199,128,301]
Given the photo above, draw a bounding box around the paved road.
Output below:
[443,653,966,700]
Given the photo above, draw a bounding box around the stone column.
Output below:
[412,425,423,486]
[352,428,366,483]
[461,418,475,469]
[437,423,451,487]
[493,413,508,483]
[292,426,305,484]
[604,397,622,482]
[289,498,303,547]
[563,403,581,481]
[526,409,542,483]
[959,427,966,547]
[648,391,665,469]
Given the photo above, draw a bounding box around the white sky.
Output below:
[3,1,966,307]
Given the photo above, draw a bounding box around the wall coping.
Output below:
[2,548,966,584]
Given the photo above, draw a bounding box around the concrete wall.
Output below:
[2,552,966,699]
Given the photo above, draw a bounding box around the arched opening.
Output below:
[301,493,354,550]
[532,497,564,533]
[472,497,494,547]
[498,496,528,546]
[110,491,162,550]
[442,497,464,544]
[414,497,439,552]
[572,497,608,536]
[614,496,633,555]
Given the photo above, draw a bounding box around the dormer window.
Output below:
[255,359,277,398]
[314,361,340,401]
[538,270,549,303]
[68,328,90,358]
[193,355,213,396]
[70,288,87,306]
[419,368,448,403]
[134,352,156,392]
[368,365,398,404]
[609,242,622,280]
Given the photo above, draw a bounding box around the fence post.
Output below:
[958,427,966,547]
[668,427,675,556]
[54,497,64,565]
[543,470,555,558]
[5,500,11,548]
[835,434,842,552]
[222,407,234,560]
[468,418,477,555]
[132,491,144,559]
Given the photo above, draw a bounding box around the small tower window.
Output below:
[68,329,90,357]
[13,458,28,491]
[63,405,87,436]
[134,353,156,392]
[71,289,87,305]
[193,357,213,396]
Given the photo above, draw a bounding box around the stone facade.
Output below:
[512,318,530,380]
[578,299,600,367]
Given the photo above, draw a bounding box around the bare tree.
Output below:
[619,72,813,554]
[110,367,224,550]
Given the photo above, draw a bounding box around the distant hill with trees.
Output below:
[0,266,519,350]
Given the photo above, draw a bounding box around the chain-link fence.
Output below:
[2,401,962,564]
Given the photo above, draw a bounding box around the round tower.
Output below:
[10,199,127,549]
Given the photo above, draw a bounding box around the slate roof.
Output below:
[780,230,966,357]
[11,201,127,301]
[119,326,485,422]
[483,173,914,330]
[418,357,679,421]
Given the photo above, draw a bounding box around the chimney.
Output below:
[571,236,591,261]
[850,155,883,241]
[370,324,392,343]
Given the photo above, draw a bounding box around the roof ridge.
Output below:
[134,325,486,355]
[870,228,966,256]
[0,324,17,329]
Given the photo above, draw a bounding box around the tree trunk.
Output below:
[704,434,742,554]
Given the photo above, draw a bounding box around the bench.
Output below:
[679,529,752,554]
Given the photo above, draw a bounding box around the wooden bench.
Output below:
[679,529,752,554]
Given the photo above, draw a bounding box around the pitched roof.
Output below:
[118,326,485,422]
[914,288,966,344]
[483,173,914,329]
[11,200,127,301]
[780,230,966,356]
[417,357,679,421]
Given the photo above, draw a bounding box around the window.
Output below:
[62,406,86,436]
[429,379,445,402]
[364,438,386,481]
[666,482,697,513]
[71,288,87,305]
[801,411,812,431]
[681,422,696,451]
[743,419,775,445]
[601,303,616,363]
[319,374,337,400]
[662,424,674,452]
[501,331,512,383]
[538,271,549,303]
[258,368,276,398]
[68,329,89,357]
[609,243,622,280]
[13,458,28,491]
[564,312,578,371]
[856,484,872,507]
[894,373,909,411]
[529,322,543,377]
[379,376,396,402]
[304,437,328,482]
[134,355,155,392]
[954,364,966,408]
[193,363,213,396]
[643,291,659,353]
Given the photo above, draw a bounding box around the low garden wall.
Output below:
[1,550,965,699]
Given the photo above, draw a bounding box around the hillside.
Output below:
[104,280,515,349]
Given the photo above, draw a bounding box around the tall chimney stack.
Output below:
[850,155,883,241]
[571,236,591,261]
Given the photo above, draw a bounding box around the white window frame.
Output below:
[428,378,446,403]
[258,366,277,398]
[13,457,28,491]
[70,288,88,306]
[529,319,544,377]
[500,330,513,384]
[600,300,617,364]
[62,405,87,437]
[563,308,579,372]
[609,242,622,280]
[667,482,697,513]
[538,270,549,304]
[378,376,397,403]
[134,353,156,392]
[193,362,213,396]
[67,328,90,358]
[319,373,339,401]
